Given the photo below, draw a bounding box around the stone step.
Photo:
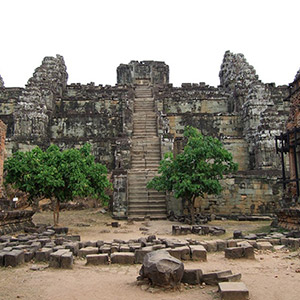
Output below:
[135,92,153,96]
[127,214,167,221]
[127,208,167,214]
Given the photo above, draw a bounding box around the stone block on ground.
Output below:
[49,249,73,268]
[134,246,153,264]
[256,242,273,251]
[225,247,244,259]
[203,270,232,285]
[61,251,73,269]
[216,240,227,251]
[181,269,203,285]
[190,245,207,261]
[243,245,255,259]
[206,240,218,252]
[78,247,99,258]
[0,252,5,266]
[24,250,35,262]
[111,252,135,264]
[99,245,111,254]
[139,250,184,287]
[218,282,249,300]
[4,250,25,267]
[86,254,109,265]
[35,248,53,262]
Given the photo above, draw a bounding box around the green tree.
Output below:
[4,144,111,225]
[147,126,238,224]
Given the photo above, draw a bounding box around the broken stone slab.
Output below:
[218,282,249,300]
[203,270,232,285]
[225,247,244,259]
[181,269,203,285]
[4,250,25,267]
[139,250,184,287]
[86,254,109,265]
[189,245,207,261]
[111,252,135,264]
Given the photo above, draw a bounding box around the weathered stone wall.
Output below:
[0,210,35,235]
[0,119,7,199]
[117,61,169,85]
[193,171,282,216]
[0,52,293,217]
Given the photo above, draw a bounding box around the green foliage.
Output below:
[147,126,238,205]
[4,144,111,206]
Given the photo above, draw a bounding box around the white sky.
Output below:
[1,0,300,88]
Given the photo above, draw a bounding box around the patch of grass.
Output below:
[247,225,271,235]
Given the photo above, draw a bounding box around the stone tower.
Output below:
[117,61,169,86]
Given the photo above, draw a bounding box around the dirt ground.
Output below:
[1,209,300,300]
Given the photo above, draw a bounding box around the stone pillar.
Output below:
[0,120,7,199]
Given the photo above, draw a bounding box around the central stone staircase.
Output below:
[127,85,167,220]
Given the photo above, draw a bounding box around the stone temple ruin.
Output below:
[0,51,292,220]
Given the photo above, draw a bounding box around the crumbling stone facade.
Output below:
[0,119,7,199]
[0,51,291,218]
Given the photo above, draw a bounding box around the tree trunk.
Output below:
[189,196,196,225]
[56,199,60,225]
[51,197,60,226]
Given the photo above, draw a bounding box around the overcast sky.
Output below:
[1,0,300,88]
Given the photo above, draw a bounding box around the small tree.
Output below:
[4,144,111,225]
[147,127,238,224]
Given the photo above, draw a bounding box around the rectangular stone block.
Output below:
[190,245,207,261]
[0,252,5,266]
[216,240,227,251]
[24,251,35,262]
[218,282,249,300]
[49,250,72,268]
[182,269,203,285]
[134,246,153,264]
[49,250,64,268]
[167,248,182,260]
[111,252,135,264]
[78,247,99,258]
[256,242,273,251]
[206,240,218,252]
[65,242,79,256]
[225,247,244,259]
[86,254,109,265]
[203,270,232,285]
[4,250,25,267]
[120,245,130,252]
[287,238,300,250]
[243,245,255,259]
[61,251,73,269]
[35,248,53,262]
[99,245,111,254]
